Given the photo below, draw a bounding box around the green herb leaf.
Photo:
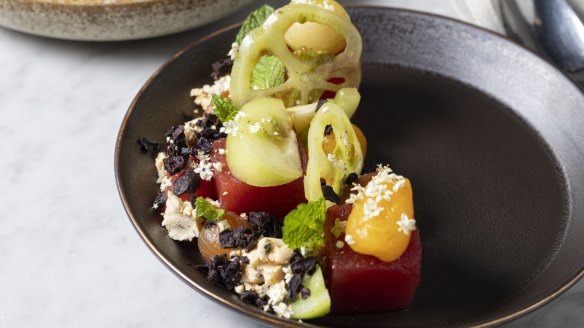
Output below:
[235,4,275,44]
[282,198,327,250]
[194,197,225,223]
[251,55,286,90]
[212,94,238,123]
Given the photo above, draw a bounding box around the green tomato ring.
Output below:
[231,3,362,108]
[304,103,364,201]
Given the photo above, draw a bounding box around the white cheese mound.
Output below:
[155,152,171,192]
[190,75,231,113]
[161,193,203,241]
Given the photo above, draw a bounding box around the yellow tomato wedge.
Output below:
[345,167,416,262]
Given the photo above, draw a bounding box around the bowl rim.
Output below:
[114,5,584,327]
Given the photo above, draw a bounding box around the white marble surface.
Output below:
[1,1,583,327]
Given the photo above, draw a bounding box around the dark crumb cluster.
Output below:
[285,251,318,302]
[172,171,201,196]
[196,254,246,291]
[324,124,333,136]
[240,290,268,309]
[137,137,161,155]
[162,112,226,177]
[322,184,341,204]
[211,58,233,80]
[248,211,283,238]
[152,192,166,209]
[219,227,263,252]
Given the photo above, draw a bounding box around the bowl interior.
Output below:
[116,7,584,328]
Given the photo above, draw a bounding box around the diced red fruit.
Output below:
[195,179,217,199]
[324,204,422,314]
[211,138,307,219]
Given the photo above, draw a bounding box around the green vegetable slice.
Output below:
[225,97,302,187]
[282,198,326,250]
[290,266,331,319]
[194,197,225,222]
[230,3,362,108]
[304,102,363,202]
[286,87,361,134]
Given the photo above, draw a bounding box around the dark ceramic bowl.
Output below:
[115,7,584,328]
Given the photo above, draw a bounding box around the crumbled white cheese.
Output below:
[155,152,171,192]
[216,219,231,233]
[190,75,231,113]
[218,148,226,155]
[335,240,345,249]
[161,193,203,241]
[228,42,239,60]
[222,191,229,196]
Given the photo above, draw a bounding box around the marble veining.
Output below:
[0,1,582,327]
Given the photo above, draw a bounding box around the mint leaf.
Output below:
[282,198,327,250]
[251,55,286,90]
[194,197,225,223]
[212,94,238,123]
[235,4,275,44]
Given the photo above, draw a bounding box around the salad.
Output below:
[148,0,421,320]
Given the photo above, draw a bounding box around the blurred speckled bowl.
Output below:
[0,0,256,41]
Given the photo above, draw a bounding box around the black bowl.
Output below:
[115,7,584,327]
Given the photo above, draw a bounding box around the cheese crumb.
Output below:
[335,240,345,249]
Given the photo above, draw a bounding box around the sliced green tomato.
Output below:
[287,87,361,134]
[230,3,362,108]
[332,87,360,118]
[304,102,363,201]
[290,267,331,319]
[226,98,303,187]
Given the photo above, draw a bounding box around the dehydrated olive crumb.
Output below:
[322,184,341,204]
[163,155,186,176]
[315,99,327,112]
[152,192,166,209]
[211,58,233,80]
[345,172,359,185]
[137,137,160,154]
[291,256,318,276]
[173,171,201,196]
[285,274,303,302]
[324,124,333,136]
[300,288,311,299]
[247,211,282,238]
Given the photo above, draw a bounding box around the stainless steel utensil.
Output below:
[501,0,584,83]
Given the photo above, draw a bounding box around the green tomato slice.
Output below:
[304,102,363,201]
[290,266,331,319]
[226,98,303,187]
[230,3,362,108]
[287,87,361,135]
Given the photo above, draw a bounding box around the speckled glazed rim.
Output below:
[115,6,584,328]
[0,0,256,41]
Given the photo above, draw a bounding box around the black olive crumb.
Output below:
[300,288,311,299]
[315,99,327,112]
[247,211,283,238]
[137,137,160,154]
[172,171,201,196]
[211,58,233,80]
[345,172,359,185]
[152,192,166,209]
[324,124,333,136]
[322,185,341,204]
